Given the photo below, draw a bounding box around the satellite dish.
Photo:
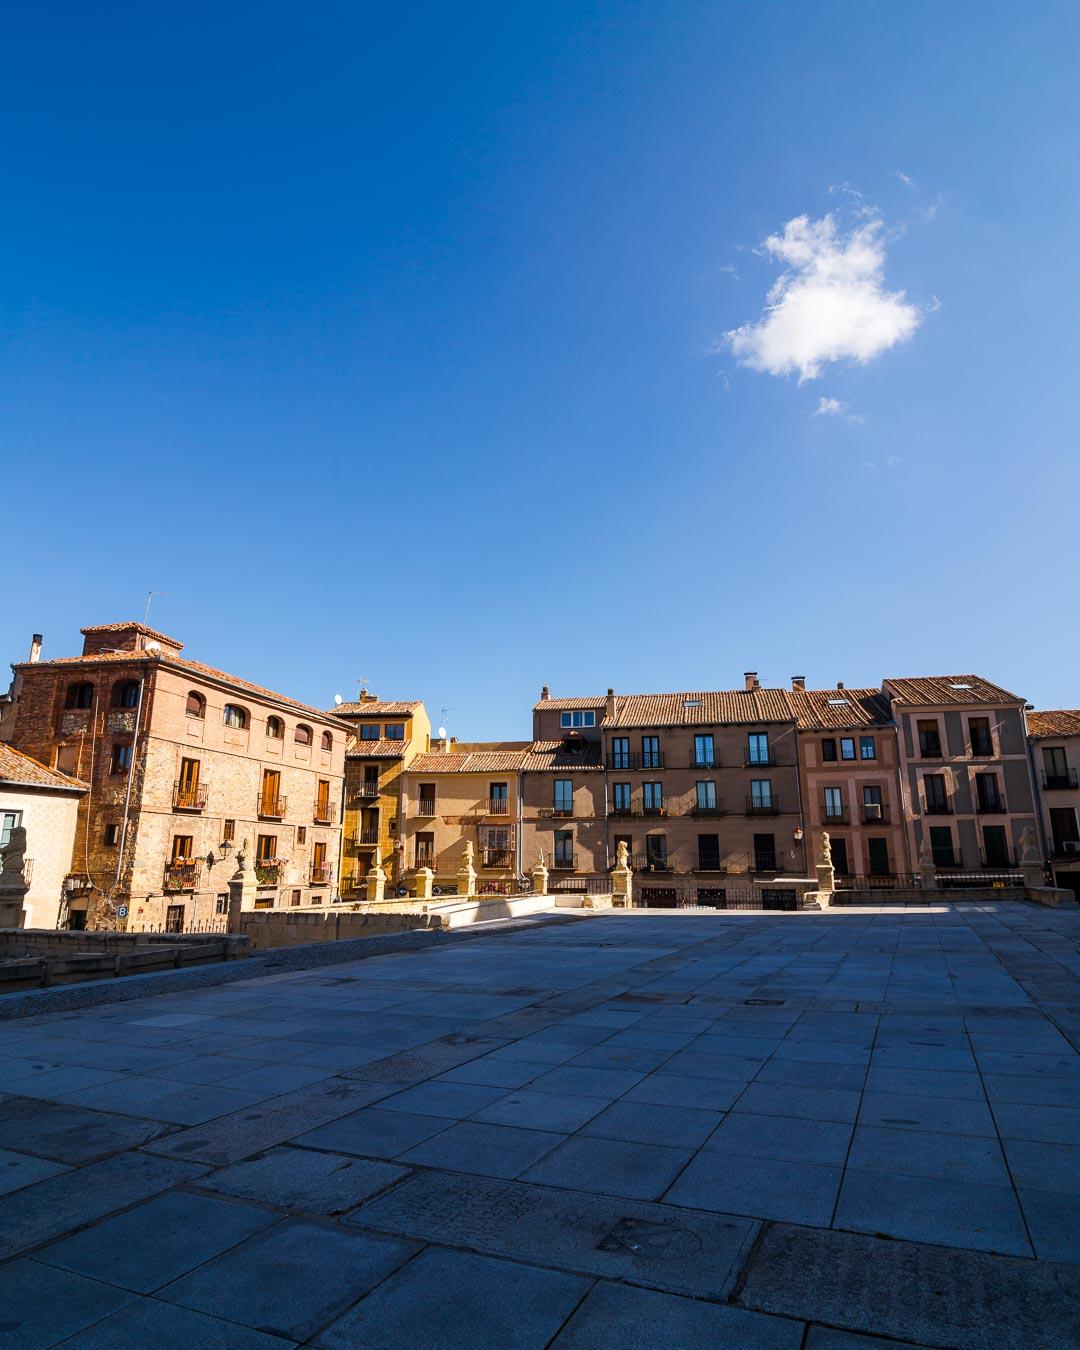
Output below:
[438,726,447,739]
[334,694,343,706]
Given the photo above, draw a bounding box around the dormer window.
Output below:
[384,724,405,740]
[560,710,596,729]
[359,724,381,740]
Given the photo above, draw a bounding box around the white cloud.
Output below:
[726,212,922,383]
[895,170,916,189]
[812,395,866,424]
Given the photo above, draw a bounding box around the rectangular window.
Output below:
[165,905,185,934]
[260,769,282,814]
[645,834,667,865]
[929,825,956,866]
[313,841,327,868]
[171,835,193,861]
[862,785,883,820]
[751,779,773,808]
[924,774,948,810]
[554,830,574,866]
[643,782,664,814]
[178,757,200,796]
[752,832,777,870]
[859,736,876,760]
[969,717,993,756]
[840,737,856,761]
[384,724,405,740]
[976,773,1003,812]
[698,833,721,869]
[359,724,381,739]
[1049,807,1080,854]
[867,837,890,876]
[560,710,596,728]
[415,832,435,867]
[297,826,307,844]
[821,738,837,762]
[693,734,715,768]
[418,785,436,814]
[696,780,717,810]
[612,782,632,813]
[316,780,331,818]
[830,836,850,875]
[256,834,276,862]
[641,736,661,769]
[1044,746,1069,783]
[0,810,22,848]
[110,743,133,775]
[982,824,1010,867]
[553,780,574,815]
[823,786,844,820]
[292,889,302,907]
[918,719,942,757]
[103,822,120,846]
[489,782,508,814]
[223,818,235,842]
[216,895,229,914]
[611,737,630,770]
[747,733,770,765]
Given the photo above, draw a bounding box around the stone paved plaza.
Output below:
[1,904,1079,1347]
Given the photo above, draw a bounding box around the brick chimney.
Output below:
[606,688,616,720]
[836,681,845,690]
[28,635,42,664]
[539,685,550,701]
[744,671,760,692]
[791,675,805,691]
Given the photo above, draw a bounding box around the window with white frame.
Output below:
[560,710,596,729]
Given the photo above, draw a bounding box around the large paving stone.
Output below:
[350,1169,757,1299]
[347,1034,509,1084]
[0,1152,208,1261]
[551,1279,803,1349]
[58,1299,293,1348]
[197,1145,408,1214]
[158,1218,418,1341]
[520,1134,693,1201]
[735,1221,1079,1349]
[0,1147,69,1197]
[0,1093,174,1163]
[0,1258,134,1349]
[140,1077,394,1166]
[315,1246,590,1349]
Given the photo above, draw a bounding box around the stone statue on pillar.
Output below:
[0,824,29,927]
[815,830,835,899]
[227,836,258,928]
[457,840,477,898]
[532,849,549,897]
[611,839,633,908]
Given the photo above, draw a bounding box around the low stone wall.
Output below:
[828,885,1075,908]
[0,927,251,992]
[238,909,431,950]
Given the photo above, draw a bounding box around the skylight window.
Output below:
[827,697,850,706]
[949,683,972,690]
[683,699,702,708]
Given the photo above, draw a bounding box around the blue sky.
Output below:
[3,3,1078,738]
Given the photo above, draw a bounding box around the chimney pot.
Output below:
[837,681,844,690]
[791,675,805,691]
[29,634,42,664]
[744,671,759,692]
[540,685,550,701]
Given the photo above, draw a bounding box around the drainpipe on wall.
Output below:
[113,670,148,904]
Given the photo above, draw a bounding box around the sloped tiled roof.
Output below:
[346,737,407,760]
[333,700,422,717]
[606,689,797,728]
[533,696,606,712]
[520,740,604,772]
[14,651,350,727]
[790,687,894,730]
[408,743,533,774]
[80,621,182,648]
[1027,710,1080,738]
[0,744,86,791]
[883,675,1024,707]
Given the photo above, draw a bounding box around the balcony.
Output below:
[1052,840,1080,859]
[695,855,727,872]
[257,793,287,819]
[539,806,575,819]
[976,796,1007,815]
[690,756,719,770]
[607,804,638,818]
[822,808,849,826]
[351,829,380,846]
[744,755,776,769]
[173,781,208,811]
[313,801,337,824]
[923,799,953,815]
[255,862,281,886]
[484,798,510,816]
[633,855,672,873]
[606,752,664,771]
[861,804,889,824]
[551,853,577,871]
[481,848,515,869]
[356,781,381,799]
[163,861,201,892]
[750,855,784,874]
[746,796,780,816]
[310,861,332,885]
[414,800,437,817]
[1044,769,1078,790]
[414,853,437,871]
[641,804,666,818]
[979,850,1019,870]
[340,875,366,897]
[690,802,726,818]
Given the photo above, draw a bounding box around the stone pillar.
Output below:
[0,824,29,928]
[457,841,477,898]
[366,857,387,903]
[531,852,549,897]
[415,867,434,901]
[227,838,258,930]
[1019,826,1044,892]
[611,840,633,908]
[816,831,837,906]
[918,838,938,892]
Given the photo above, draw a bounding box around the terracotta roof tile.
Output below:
[1027,709,1080,738]
[607,689,797,728]
[520,740,604,772]
[532,696,606,712]
[80,621,182,648]
[346,737,407,760]
[883,675,1024,707]
[408,744,533,773]
[333,700,423,717]
[790,688,894,730]
[0,744,87,791]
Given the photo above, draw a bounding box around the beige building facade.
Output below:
[0,744,85,928]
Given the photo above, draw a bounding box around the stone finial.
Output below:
[819,831,832,867]
[536,848,546,868]
[615,840,629,869]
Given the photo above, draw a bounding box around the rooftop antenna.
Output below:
[439,706,456,740]
[355,676,368,700]
[144,591,170,625]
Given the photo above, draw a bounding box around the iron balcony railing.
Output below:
[822,807,849,825]
[1043,769,1079,790]
[173,781,208,811]
[695,855,727,872]
[744,754,776,768]
[932,849,964,869]
[352,829,380,846]
[690,755,719,769]
[163,861,201,892]
[836,872,920,890]
[606,752,664,770]
[633,855,672,873]
[924,799,953,815]
[313,801,337,824]
[746,796,780,815]
[482,848,515,869]
[749,855,785,874]
[257,793,287,818]
[690,802,726,818]
[861,804,889,824]
[976,796,1007,815]
[341,875,366,896]
[607,804,638,818]
[310,861,332,885]
[356,782,380,799]
[485,798,510,815]
[641,803,666,817]
[971,739,994,757]
[414,853,437,870]
[980,850,1019,869]
[1052,840,1080,858]
[551,853,577,870]
[255,862,281,886]
[414,800,437,816]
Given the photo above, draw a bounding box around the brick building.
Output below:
[2,622,348,930]
[1027,709,1080,899]
[332,696,430,895]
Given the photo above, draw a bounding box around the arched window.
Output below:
[294,723,312,746]
[65,682,94,710]
[320,730,333,752]
[112,680,139,709]
[186,691,206,719]
[266,716,284,739]
[223,703,248,730]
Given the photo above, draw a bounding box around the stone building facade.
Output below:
[1027,709,1080,899]
[3,622,347,930]
[332,696,430,894]
[0,743,85,928]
